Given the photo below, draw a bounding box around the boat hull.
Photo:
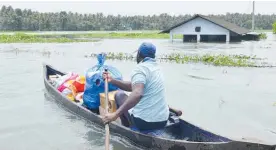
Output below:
[43,64,275,150]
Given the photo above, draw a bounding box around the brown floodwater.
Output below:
[0,32,276,150]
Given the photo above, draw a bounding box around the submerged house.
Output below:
[160,14,259,42]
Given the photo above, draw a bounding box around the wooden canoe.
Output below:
[43,63,276,150]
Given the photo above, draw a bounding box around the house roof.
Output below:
[160,14,250,35]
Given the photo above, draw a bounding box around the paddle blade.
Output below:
[105,124,110,150]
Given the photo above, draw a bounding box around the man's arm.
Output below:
[110,79,132,92]
[101,83,144,124]
[114,83,144,117]
[103,72,132,92]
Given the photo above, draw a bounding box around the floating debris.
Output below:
[2,48,56,58]
[218,97,226,108]
[186,74,213,80]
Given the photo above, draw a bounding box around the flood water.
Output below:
[0,32,276,150]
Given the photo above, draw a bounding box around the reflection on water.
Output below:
[44,91,143,150]
[0,32,276,149]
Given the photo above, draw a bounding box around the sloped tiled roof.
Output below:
[160,14,250,35]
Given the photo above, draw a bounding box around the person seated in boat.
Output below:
[102,42,182,131]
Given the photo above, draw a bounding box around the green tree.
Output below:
[273,22,276,34]
[0,5,276,31]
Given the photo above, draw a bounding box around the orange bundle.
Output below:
[71,75,85,93]
[59,75,86,102]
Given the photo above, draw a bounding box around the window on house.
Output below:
[195,26,201,32]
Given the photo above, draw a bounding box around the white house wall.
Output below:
[170,17,230,42]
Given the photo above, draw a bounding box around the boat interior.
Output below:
[45,65,232,143]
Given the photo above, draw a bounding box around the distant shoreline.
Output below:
[0,30,270,43]
[0,31,183,43]
[0,29,271,34]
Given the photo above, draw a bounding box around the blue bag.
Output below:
[83,53,123,110]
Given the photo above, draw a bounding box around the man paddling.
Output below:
[101,42,182,131]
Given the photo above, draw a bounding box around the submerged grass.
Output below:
[258,33,267,39]
[156,53,256,67]
[0,32,182,42]
[86,52,261,67]
[0,33,92,43]
[64,32,182,39]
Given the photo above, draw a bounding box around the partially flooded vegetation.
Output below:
[259,33,267,39]
[0,33,93,43]
[0,31,268,42]
[85,52,271,67]
[70,32,183,39]
[0,32,183,43]
[273,22,276,34]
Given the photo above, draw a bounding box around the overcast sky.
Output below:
[1,1,276,16]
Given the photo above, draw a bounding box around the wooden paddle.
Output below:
[104,68,110,150]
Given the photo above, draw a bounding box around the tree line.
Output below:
[0,5,276,31]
